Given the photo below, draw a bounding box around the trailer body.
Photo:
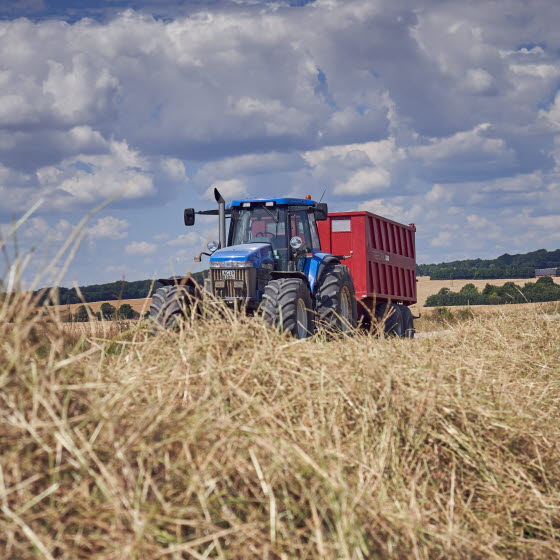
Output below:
[317,211,416,315]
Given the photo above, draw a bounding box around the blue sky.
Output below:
[1,0,560,288]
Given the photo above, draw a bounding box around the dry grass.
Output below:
[1,294,560,559]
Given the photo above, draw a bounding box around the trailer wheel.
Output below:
[315,263,358,333]
[261,278,314,339]
[150,285,196,330]
[376,303,404,337]
[400,305,415,338]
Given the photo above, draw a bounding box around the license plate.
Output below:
[222,269,235,280]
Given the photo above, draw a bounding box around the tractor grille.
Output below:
[211,268,255,299]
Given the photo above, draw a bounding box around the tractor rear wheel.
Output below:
[150,285,196,330]
[315,263,357,333]
[261,278,314,339]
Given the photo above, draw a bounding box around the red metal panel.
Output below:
[372,216,381,249]
[317,211,417,304]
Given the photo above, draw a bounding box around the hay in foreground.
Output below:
[1,301,559,559]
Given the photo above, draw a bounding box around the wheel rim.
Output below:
[296,297,308,338]
[340,287,351,331]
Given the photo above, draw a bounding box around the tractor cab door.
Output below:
[288,210,321,252]
[286,209,322,271]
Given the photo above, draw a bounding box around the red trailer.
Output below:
[317,211,416,329]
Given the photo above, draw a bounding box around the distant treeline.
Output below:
[418,248,560,280]
[34,271,208,305]
[425,277,560,306]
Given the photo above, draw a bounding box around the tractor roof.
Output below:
[229,197,315,207]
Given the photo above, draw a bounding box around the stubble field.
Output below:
[1,294,559,559]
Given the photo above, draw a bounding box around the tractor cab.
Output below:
[227,198,326,272]
[182,193,328,308]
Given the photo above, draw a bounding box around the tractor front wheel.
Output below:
[261,278,314,339]
[150,285,196,330]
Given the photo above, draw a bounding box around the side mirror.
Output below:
[314,203,328,221]
[184,208,195,226]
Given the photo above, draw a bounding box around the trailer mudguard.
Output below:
[301,252,340,293]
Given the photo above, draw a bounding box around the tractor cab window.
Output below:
[289,210,319,250]
[230,206,287,247]
[308,212,321,250]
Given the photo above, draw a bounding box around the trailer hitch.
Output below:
[334,251,353,260]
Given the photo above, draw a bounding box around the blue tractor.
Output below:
[150,189,357,338]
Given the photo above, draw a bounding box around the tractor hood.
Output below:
[209,243,274,268]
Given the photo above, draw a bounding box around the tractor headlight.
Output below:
[290,236,303,250]
[207,240,219,253]
[210,260,254,268]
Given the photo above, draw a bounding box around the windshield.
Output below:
[230,206,288,267]
[230,207,287,244]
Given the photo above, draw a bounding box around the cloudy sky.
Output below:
[1,0,559,288]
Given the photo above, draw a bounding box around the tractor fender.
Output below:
[302,253,340,294]
[269,270,310,289]
[156,275,203,294]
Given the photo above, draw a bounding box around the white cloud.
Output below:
[50,219,73,242]
[334,167,391,195]
[166,231,204,247]
[409,124,518,182]
[358,198,406,222]
[539,92,560,131]
[38,140,155,204]
[301,138,403,197]
[161,158,188,182]
[88,216,129,240]
[204,178,247,200]
[125,241,156,255]
[431,231,453,247]
[22,217,49,239]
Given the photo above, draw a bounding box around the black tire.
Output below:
[150,285,196,330]
[261,278,314,339]
[376,302,404,337]
[400,305,415,338]
[315,263,358,333]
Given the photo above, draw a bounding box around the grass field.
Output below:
[1,294,559,559]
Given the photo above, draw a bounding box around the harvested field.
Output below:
[51,297,152,316]
[1,296,559,559]
[416,275,560,309]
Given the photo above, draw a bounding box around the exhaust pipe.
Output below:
[214,188,226,249]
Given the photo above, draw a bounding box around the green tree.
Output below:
[459,283,479,295]
[487,294,503,305]
[74,305,93,322]
[117,304,139,319]
[100,302,117,319]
